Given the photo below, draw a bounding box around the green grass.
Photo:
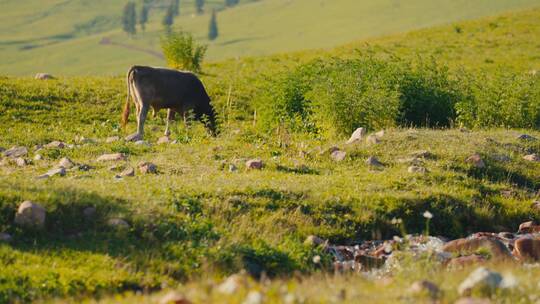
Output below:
[1,76,540,301]
[1,0,539,75]
[1,7,540,304]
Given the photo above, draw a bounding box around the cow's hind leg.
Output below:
[164,109,175,136]
[125,84,147,142]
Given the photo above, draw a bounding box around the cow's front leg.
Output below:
[164,109,175,136]
[136,104,149,138]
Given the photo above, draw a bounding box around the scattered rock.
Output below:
[409,280,440,299]
[304,235,326,247]
[513,237,540,261]
[409,150,433,159]
[157,136,170,144]
[454,297,492,304]
[105,136,120,143]
[458,267,502,296]
[35,73,54,80]
[3,146,28,158]
[0,232,12,243]
[523,154,540,162]
[119,167,135,177]
[44,141,65,149]
[355,254,385,271]
[217,274,242,294]
[159,291,191,304]
[76,136,98,144]
[447,254,487,269]
[138,162,157,174]
[366,156,383,167]
[408,165,427,174]
[346,128,366,144]
[125,133,142,142]
[83,207,97,219]
[442,237,512,260]
[517,134,537,141]
[97,153,126,162]
[15,157,27,167]
[14,201,46,229]
[242,291,263,304]
[57,157,75,169]
[366,134,380,145]
[37,167,67,179]
[246,159,263,170]
[374,130,385,138]
[330,150,347,162]
[229,164,238,172]
[33,154,43,161]
[107,218,130,229]
[518,221,540,233]
[466,153,485,168]
[134,140,150,146]
[323,146,340,155]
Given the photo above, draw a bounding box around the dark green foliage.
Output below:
[162,3,175,29]
[255,54,539,137]
[172,0,180,16]
[122,2,137,36]
[161,29,207,73]
[195,0,205,14]
[225,0,239,7]
[456,71,540,128]
[139,3,149,31]
[208,10,219,41]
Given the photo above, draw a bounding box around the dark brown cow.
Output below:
[122,65,217,141]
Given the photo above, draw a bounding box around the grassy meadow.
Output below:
[1,0,540,75]
[0,4,540,304]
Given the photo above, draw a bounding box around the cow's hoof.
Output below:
[125,133,142,142]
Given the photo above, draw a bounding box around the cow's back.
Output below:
[131,66,210,111]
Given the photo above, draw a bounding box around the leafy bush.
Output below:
[161,30,207,73]
[305,60,401,137]
[255,55,463,137]
[456,71,540,128]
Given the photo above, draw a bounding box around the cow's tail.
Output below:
[122,67,135,128]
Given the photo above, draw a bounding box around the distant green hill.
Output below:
[1,0,539,75]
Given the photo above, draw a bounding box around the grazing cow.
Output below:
[122,65,217,141]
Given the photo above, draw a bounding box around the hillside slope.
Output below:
[1,0,539,75]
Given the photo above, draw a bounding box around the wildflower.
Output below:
[423,211,433,219]
[312,255,321,264]
[391,217,403,225]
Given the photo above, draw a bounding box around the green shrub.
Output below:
[306,60,401,137]
[456,71,540,128]
[255,55,463,137]
[161,30,207,73]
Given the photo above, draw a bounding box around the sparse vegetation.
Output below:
[161,29,207,73]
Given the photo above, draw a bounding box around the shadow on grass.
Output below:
[469,164,539,191]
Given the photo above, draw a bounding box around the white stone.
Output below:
[242,291,263,304]
[330,150,346,162]
[346,128,366,144]
[3,146,28,158]
[97,153,126,162]
[58,157,75,169]
[458,267,502,295]
[217,274,242,294]
[14,201,46,229]
[107,218,130,229]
